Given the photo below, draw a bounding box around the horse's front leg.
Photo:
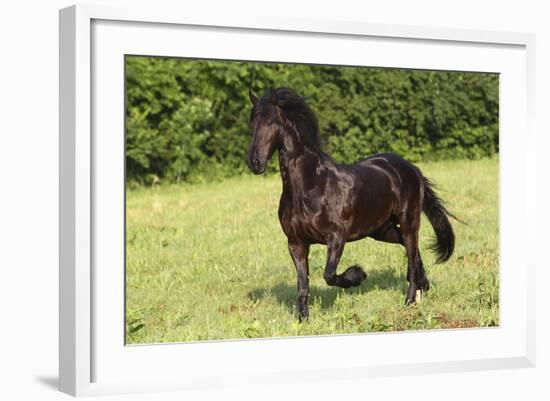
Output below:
[288,240,310,321]
[323,234,367,289]
[323,235,345,286]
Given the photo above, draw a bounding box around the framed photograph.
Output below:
[59,4,536,396]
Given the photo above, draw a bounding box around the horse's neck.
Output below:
[278,134,326,194]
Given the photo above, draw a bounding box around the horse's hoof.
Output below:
[298,307,309,322]
[341,265,367,287]
[404,293,416,305]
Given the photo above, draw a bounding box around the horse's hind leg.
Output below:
[370,218,404,245]
[417,253,430,293]
[400,220,430,305]
[371,218,429,293]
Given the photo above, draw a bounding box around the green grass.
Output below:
[125,157,499,344]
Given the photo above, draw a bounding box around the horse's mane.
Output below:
[259,87,323,152]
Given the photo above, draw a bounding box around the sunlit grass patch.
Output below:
[126,157,499,344]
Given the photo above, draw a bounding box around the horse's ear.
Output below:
[249,88,259,105]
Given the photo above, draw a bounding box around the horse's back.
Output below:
[360,153,425,207]
[361,153,423,182]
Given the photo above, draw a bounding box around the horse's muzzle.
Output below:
[247,157,266,174]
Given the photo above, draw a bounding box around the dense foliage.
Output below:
[126,57,498,185]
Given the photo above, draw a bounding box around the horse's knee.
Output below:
[324,272,337,286]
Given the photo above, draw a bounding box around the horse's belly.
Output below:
[344,193,396,241]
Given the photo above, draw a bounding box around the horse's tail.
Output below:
[422,177,456,263]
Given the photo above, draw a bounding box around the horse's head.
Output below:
[247,88,287,174]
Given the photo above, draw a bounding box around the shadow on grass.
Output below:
[249,266,406,313]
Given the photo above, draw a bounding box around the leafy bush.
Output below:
[126,57,498,185]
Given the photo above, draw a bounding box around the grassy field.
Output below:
[125,158,499,344]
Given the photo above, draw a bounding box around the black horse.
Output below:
[247,87,455,321]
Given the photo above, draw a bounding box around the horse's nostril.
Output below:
[252,158,260,167]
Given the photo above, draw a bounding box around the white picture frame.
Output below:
[59,3,536,397]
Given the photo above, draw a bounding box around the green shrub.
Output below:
[126,57,499,185]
